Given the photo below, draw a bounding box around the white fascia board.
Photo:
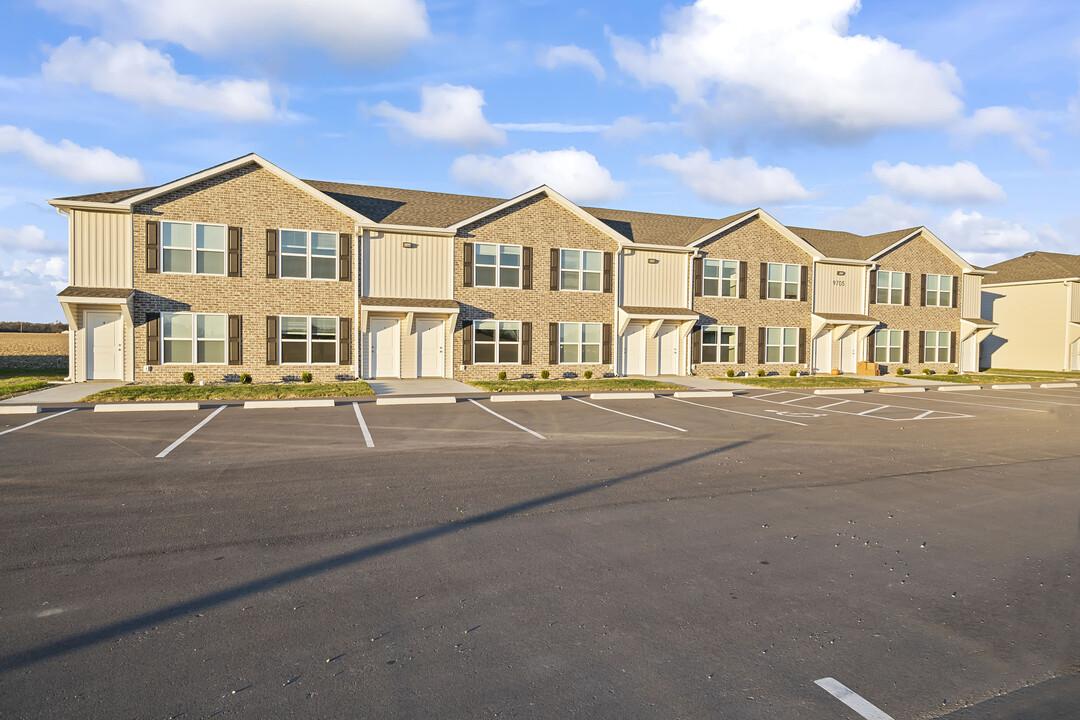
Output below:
[815,256,874,267]
[982,277,1080,288]
[755,210,829,259]
[686,210,759,248]
[59,294,133,306]
[869,227,975,272]
[963,268,997,275]
[361,223,455,237]
[47,199,132,213]
[620,242,695,254]
[362,304,459,315]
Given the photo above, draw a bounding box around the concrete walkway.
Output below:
[366,378,485,396]
[0,380,127,404]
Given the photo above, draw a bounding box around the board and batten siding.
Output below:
[1068,281,1080,324]
[812,263,864,314]
[361,230,453,299]
[70,209,132,288]
[619,249,688,308]
[961,274,982,318]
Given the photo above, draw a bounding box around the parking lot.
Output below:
[2,386,1080,718]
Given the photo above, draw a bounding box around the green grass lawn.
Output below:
[0,367,67,400]
[912,373,1057,385]
[715,375,903,389]
[468,378,683,393]
[83,380,374,402]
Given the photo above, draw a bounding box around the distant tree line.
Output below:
[0,321,68,333]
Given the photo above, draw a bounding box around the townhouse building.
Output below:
[49,154,995,384]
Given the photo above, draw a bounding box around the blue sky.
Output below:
[2,0,1079,321]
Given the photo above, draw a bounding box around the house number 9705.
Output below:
[832,279,845,286]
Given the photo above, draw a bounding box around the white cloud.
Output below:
[936,210,1060,265]
[824,194,933,235]
[494,122,609,133]
[0,255,67,301]
[0,225,65,254]
[953,106,1049,162]
[450,148,626,203]
[43,37,277,122]
[871,160,1006,204]
[610,0,963,139]
[602,116,674,140]
[648,149,812,206]
[0,125,144,184]
[36,0,430,62]
[373,84,505,147]
[538,45,606,81]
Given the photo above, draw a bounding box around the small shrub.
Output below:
[896,367,907,376]
[726,369,735,378]
[540,369,550,379]
[757,368,766,377]
[182,371,194,384]
[789,368,798,377]
[584,370,593,379]
[946,369,957,375]
[240,373,252,385]
[498,371,507,381]
[301,371,313,383]
[922,368,933,375]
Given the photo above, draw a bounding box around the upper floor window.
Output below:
[162,312,226,364]
[704,259,739,298]
[281,315,338,364]
[162,221,226,275]
[764,327,799,362]
[702,325,737,363]
[924,274,953,307]
[475,243,521,288]
[281,229,337,280]
[923,331,951,363]
[560,249,602,292]
[876,271,906,305]
[874,329,904,363]
[474,320,520,363]
[559,322,602,363]
[767,263,801,300]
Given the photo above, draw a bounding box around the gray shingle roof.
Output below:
[56,187,154,203]
[57,286,133,298]
[619,306,698,317]
[788,226,920,260]
[982,252,1080,285]
[361,297,459,309]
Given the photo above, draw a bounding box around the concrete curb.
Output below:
[0,405,41,414]
[878,387,927,393]
[673,391,735,399]
[244,399,337,409]
[938,385,981,392]
[589,392,655,400]
[95,402,202,412]
[376,396,457,406]
[1042,382,1078,388]
[992,384,1031,389]
[813,388,867,395]
[489,394,563,402]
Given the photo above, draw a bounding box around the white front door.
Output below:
[86,310,122,380]
[416,318,444,378]
[657,323,678,375]
[839,329,858,373]
[812,332,831,373]
[961,334,978,373]
[369,317,400,378]
[621,322,646,375]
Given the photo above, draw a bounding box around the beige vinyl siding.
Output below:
[813,263,864,314]
[71,209,132,288]
[362,230,452,299]
[1068,281,1080,324]
[961,274,982,317]
[981,282,1067,370]
[620,249,687,308]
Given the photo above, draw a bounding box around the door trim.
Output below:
[86,309,123,380]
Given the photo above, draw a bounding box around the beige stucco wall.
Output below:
[813,263,865,315]
[70,209,132,288]
[362,230,452,299]
[620,249,688,308]
[981,282,1067,370]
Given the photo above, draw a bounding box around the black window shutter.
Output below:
[462,321,473,365]
[868,270,877,304]
[798,327,807,364]
[548,322,559,364]
[266,316,278,365]
[950,330,958,363]
[759,263,768,299]
[550,248,560,290]
[902,330,910,363]
[738,261,748,299]
[146,221,159,273]
[737,326,746,363]
[266,230,278,279]
[904,272,911,306]
[757,327,766,363]
[339,233,351,281]
[226,226,241,277]
[603,251,614,294]
[339,318,351,365]
[520,322,532,364]
[951,276,959,308]
[602,323,612,364]
[693,257,703,297]
[800,265,809,302]
[691,325,702,364]
[868,333,876,363]
[146,312,160,365]
[228,315,242,365]
[521,247,533,290]
[463,242,473,287]
[918,331,926,363]
[920,274,927,306]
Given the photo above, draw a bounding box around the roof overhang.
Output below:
[815,257,874,267]
[621,242,695,254]
[869,227,976,272]
[983,277,1080,288]
[960,317,998,341]
[360,223,456,237]
[812,313,878,325]
[48,199,133,213]
[57,287,134,304]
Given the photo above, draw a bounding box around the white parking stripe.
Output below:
[815,678,894,720]
[0,408,76,437]
[897,392,1050,413]
[156,405,227,458]
[664,396,808,426]
[978,390,1080,406]
[856,405,889,416]
[569,396,687,432]
[352,402,375,447]
[738,391,961,421]
[468,399,546,439]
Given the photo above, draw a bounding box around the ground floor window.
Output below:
[474,320,520,363]
[874,329,904,363]
[702,325,737,363]
[559,322,602,363]
[924,330,951,363]
[163,312,226,364]
[281,316,337,364]
[765,327,799,363]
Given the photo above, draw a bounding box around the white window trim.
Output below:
[874,329,904,364]
[279,227,339,282]
[558,322,603,364]
[876,270,906,305]
[161,311,228,365]
[160,220,227,276]
[767,262,801,301]
[473,242,523,289]
[701,324,738,363]
[279,315,339,365]
[924,274,953,307]
[923,330,951,363]
[472,319,522,365]
[764,326,800,364]
[558,248,603,293]
[703,259,739,298]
